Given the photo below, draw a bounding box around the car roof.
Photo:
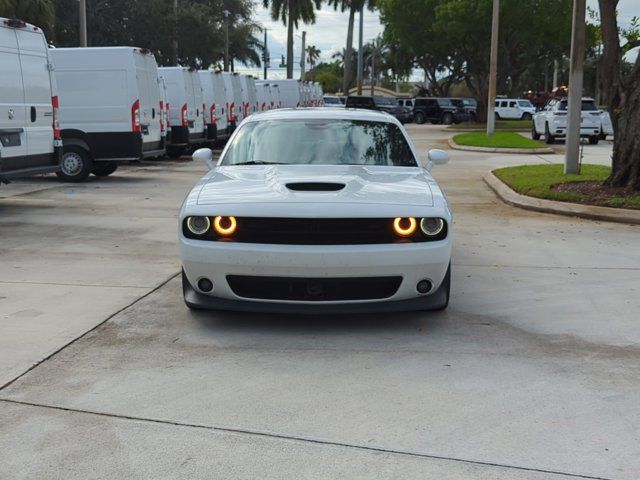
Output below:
[245,108,401,124]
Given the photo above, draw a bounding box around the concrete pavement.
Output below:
[1,129,638,479]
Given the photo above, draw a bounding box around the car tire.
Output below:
[167,147,186,159]
[57,146,93,182]
[589,136,600,145]
[531,122,541,140]
[414,112,425,125]
[442,112,454,125]
[522,113,532,121]
[545,124,555,144]
[431,263,451,311]
[92,162,119,177]
[495,112,501,120]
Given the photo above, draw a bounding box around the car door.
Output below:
[0,25,28,171]
[425,99,438,121]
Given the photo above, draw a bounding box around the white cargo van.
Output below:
[159,75,168,145]
[198,70,220,143]
[0,17,60,183]
[221,72,242,131]
[277,79,302,108]
[256,83,270,111]
[239,75,258,118]
[272,83,282,109]
[51,47,164,181]
[159,66,206,157]
[211,71,229,137]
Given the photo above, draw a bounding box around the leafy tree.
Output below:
[598,0,640,190]
[0,0,55,35]
[263,0,321,78]
[306,44,321,69]
[316,71,341,93]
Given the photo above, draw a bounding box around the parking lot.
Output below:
[1,125,639,479]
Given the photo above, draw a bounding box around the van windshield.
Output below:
[222,119,418,167]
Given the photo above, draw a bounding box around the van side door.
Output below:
[0,25,28,170]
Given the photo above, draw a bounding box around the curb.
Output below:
[484,171,640,225]
[448,137,554,154]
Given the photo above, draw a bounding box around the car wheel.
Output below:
[495,112,501,120]
[431,263,451,311]
[56,146,93,182]
[92,162,119,177]
[545,123,555,144]
[589,136,600,145]
[442,112,454,125]
[599,132,607,141]
[522,113,533,121]
[414,112,425,124]
[531,122,541,140]
[167,147,186,159]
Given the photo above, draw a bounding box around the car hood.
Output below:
[196,165,433,207]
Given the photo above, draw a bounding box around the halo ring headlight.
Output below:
[213,216,237,236]
[393,217,417,237]
[420,217,445,236]
[186,216,210,235]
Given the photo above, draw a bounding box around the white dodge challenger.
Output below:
[179,108,452,313]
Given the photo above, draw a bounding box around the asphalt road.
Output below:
[1,127,638,480]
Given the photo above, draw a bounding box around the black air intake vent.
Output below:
[286,182,345,192]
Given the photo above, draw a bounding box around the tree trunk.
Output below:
[599,0,640,189]
[343,7,355,94]
[286,8,294,79]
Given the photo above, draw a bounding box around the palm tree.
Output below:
[327,0,376,94]
[229,21,264,70]
[306,44,321,70]
[263,0,322,79]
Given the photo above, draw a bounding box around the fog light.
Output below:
[186,216,210,235]
[416,279,433,294]
[420,217,444,236]
[213,216,237,236]
[197,278,214,292]
[393,217,417,237]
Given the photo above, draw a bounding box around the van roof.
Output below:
[1,17,42,32]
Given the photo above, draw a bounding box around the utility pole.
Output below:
[356,6,364,95]
[263,29,268,80]
[223,10,230,72]
[565,0,586,174]
[370,48,375,97]
[172,0,178,63]
[79,0,87,47]
[300,31,306,80]
[486,0,500,137]
[553,59,559,89]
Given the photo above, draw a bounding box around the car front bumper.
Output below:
[180,238,452,312]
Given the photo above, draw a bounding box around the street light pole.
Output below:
[223,10,230,72]
[263,29,268,80]
[300,31,306,81]
[486,0,500,137]
[356,6,364,95]
[79,0,87,47]
[565,0,587,174]
[172,0,178,63]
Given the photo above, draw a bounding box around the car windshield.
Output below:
[374,96,396,106]
[221,119,418,167]
[518,100,533,108]
[559,100,599,111]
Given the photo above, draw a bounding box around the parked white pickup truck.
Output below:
[532,97,602,145]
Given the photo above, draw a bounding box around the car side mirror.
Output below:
[425,149,449,172]
[192,148,215,170]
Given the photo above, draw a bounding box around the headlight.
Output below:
[186,216,210,235]
[420,217,445,236]
[393,217,417,237]
[213,216,237,236]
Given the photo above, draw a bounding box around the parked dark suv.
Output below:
[345,95,413,123]
[412,97,470,125]
[449,98,478,121]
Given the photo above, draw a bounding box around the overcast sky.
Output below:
[238,1,638,79]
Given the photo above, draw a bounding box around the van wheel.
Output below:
[57,147,92,182]
[442,112,454,125]
[588,136,600,145]
[92,162,119,177]
[414,112,426,124]
[167,147,185,159]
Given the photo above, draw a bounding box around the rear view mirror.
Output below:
[193,148,215,170]
[425,149,449,171]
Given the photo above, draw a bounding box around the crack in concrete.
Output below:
[0,398,616,480]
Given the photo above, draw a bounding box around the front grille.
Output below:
[182,217,448,244]
[227,275,402,301]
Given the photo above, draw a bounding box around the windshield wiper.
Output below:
[233,160,284,166]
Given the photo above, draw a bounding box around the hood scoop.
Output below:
[286,182,346,192]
